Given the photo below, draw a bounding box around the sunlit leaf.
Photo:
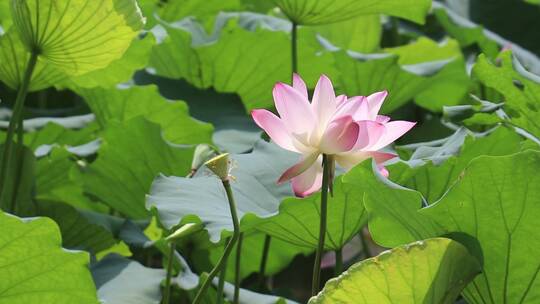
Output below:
[309,238,480,304]
[0,211,98,304]
[10,0,145,75]
[273,0,431,25]
[367,150,540,303]
[0,29,66,91]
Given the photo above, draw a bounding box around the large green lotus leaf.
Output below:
[209,231,311,281]
[473,52,540,138]
[84,117,194,219]
[10,0,145,76]
[310,15,381,53]
[421,151,540,303]
[0,211,98,304]
[255,164,371,251]
[91,254,165,304]
[334,38,464,113]
[273,0,431,25]
[76,84,213,145]
[37,201,117,253]
[0,29,66,91]
[366,151,540,303]
[61,33,155,89]
[146,140,297,242]
[149,14,336,110]
[364,127,525,247]
[391,127,524,203]
[359,161,443,248]
[309,238,480,304]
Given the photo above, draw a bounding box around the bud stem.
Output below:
[193,179,240,304]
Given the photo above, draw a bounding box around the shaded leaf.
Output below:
[256,164,370,250]
[91,254,164,304]
[76,84,213,145]
[146,140,296,242]
[37,201,117,253]
[84,117,194,219]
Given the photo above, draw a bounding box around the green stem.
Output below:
[162,242,175,304]
[216,238,229,304]
[234,232,244,304]
[359,228,372,258]
[257,235,272,290]
[291,22,298,74]
[0,51,38,213]
[193,180,240,304]
[311,154,331,295]
[335,248,343,276]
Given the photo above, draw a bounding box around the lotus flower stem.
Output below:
[162,243,175,304]
[291,22,298,74]
[257,235,272,290]
[193,179,240,304]
[216,238,230,304]
[312,154,331,295]
[234,232,244,304]
[335,248,343,276]
[0,51,38,212]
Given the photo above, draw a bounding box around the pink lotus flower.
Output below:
[251,74,415,197]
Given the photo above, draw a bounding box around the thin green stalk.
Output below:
[0,51,38,213]
[216,238,230,304]
[312,154,331,295]
[291,22,298,74]
[335,248,343,276]
[234,232,244,304]
[257,235,272,290]
[162,242,175,304]
[359,228,372,258]
[193,180,240,304]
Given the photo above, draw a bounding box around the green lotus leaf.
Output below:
[473,51,540,139]
[0,210,98,304]
[10,0,145,75]
[76,84,213,145]
[309,238,480,304]
[273,0,431,25]
[84,117,194,219]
